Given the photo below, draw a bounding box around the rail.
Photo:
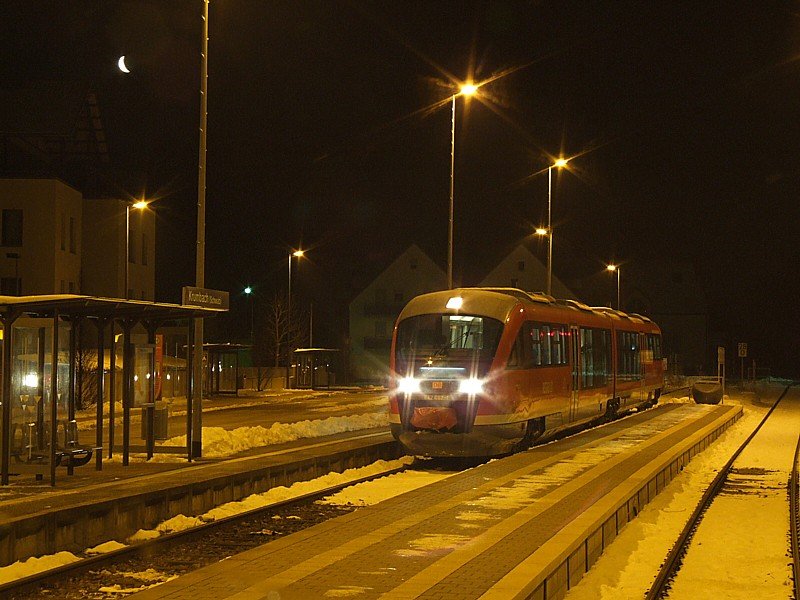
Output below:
[645,383,795,599]
[0,462,410,598]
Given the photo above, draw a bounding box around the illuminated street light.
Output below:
[244,286,254,342]
[125,200,149,300]
[448,82,479,289]
[545,157,570,296]
[535,227,549,237]
[607,263,621,310]
[287,249,305,387]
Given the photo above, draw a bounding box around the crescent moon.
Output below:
[118,55,130,74]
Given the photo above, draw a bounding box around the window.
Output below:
[517,260,525,271]
[510,278,518,288]
[616,330,642,381]
[60,280,65,293]
[141,233,148,266]
[0,277,19,294]
[646,333,663,361]
[60,212,66,251]
[68,281,75,293]
[2,209,22,247]
[580,328,611,388]
[410,259,418,270]
[507,321,568,369]
[395,313,503,377]
[69,216,76,253]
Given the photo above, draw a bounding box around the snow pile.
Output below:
[0,551,81,584]
[128,514,205,543]
[122,457,413,542]
[153,412,388,459]
[85,540,127,555]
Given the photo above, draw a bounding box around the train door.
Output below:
[570,325,580,421]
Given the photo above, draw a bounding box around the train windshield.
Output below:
[395,313,503,376]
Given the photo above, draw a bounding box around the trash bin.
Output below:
[141,403,170,440]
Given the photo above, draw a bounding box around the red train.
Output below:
[388,288,666,457]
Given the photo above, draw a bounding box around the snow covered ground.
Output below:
[4,384,792,596]
[567,383,792,599]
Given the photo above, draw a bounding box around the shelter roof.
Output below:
[0,294,226,320]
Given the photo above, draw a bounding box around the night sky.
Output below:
[2,2,799,376]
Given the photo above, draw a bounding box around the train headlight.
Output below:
[397,377,421,394]
[459,378,485,395]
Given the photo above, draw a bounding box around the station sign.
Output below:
[738,342,748,358]
[182,286,229,310]
[717,346,725,365]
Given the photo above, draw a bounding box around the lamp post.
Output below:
[244,286,253,342]
[124,200,148,300]
[545,157,569,296]
[607,264,621,310]
[286,249,304,388]
[191,0,210,459]
[448,82,478,289]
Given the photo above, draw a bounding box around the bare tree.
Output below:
[262,293,308,367]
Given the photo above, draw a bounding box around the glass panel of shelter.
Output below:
[9,318,71,467]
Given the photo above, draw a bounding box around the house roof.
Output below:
[0,81,92,136]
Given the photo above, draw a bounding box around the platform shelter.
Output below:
[0,295,225,486]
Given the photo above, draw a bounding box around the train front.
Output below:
[388,289,522,457]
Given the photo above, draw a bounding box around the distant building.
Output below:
[0,82,113,196]
[348,244,446,383]
[348,243,576,384]
[82,198,155,300]
[571,260,708,375]
[479,244,575,299]
[0,178,82,294]
[0,178,155,299]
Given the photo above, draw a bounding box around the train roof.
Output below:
[398,287,658,328]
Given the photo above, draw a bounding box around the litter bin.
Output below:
[140,403,170,440]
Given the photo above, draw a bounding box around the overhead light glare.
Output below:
[446,296,463,310]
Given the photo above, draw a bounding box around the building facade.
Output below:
[0,178,154,299]
[82,198,155,300]
[0,178,82,294]
[479,244,576,298]
[348,244,446,383]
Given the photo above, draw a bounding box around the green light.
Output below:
[244,286,252,295]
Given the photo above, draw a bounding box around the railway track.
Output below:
[645,383,797,599]
[0,464,411,599]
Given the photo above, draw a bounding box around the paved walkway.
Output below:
[131,403,740,599]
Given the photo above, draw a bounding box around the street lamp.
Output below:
[545,157,569,296]
[244,286,254,343]
[191,0,210,459]
[125,200,148,300]
[286,249,304,388]
[607,264,621,310]
[448,82,478,289]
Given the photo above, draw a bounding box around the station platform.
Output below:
[130,402,741,600]
[0,428,396,567]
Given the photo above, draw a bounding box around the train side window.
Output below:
[507,325,525,368]
[617,331,642,381]
[580,327,610,388]
[551,326,566,365]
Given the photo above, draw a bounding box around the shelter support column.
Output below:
[122,320,133,467]
[95,319,106,470]
[50,311,59,486]
[186,317,194,462]
[1,312,16,485]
